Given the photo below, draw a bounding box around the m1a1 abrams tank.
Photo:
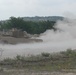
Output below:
[0,29,43,44]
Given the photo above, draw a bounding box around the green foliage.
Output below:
[41,52,50,57]
[1,49,76,71]
[15,55,22,60]
[60,49,76,58]
[1,17,56,34]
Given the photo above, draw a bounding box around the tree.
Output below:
[1,16,56,34]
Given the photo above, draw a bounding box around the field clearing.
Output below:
[0,49,76,75]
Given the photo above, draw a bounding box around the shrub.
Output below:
[41,52,50,57]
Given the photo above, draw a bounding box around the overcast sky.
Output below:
[0,0,76,20]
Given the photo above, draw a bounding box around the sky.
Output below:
[0,0,76,20]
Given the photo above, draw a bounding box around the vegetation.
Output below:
[41,52,50,57]
[0,17,56,34]
[23,16,64,22]
[0,49,76,71]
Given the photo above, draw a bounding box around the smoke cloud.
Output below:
[1,18,76,58]
[39,19,76,42]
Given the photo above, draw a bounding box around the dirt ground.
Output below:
[0,71,76,75]
[0,68,76,75]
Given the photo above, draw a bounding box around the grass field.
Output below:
[0,49,76,75]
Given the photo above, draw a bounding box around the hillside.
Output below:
[23,16,64,22]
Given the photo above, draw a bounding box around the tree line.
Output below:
[0,17,56,34]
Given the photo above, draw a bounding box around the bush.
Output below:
[41,52,50,57]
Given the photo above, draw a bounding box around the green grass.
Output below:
[0,49,76,71]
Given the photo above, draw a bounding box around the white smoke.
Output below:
[39,18,76,42]
[1,18,76,58]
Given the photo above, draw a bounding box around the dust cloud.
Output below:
[0,18,76,58]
